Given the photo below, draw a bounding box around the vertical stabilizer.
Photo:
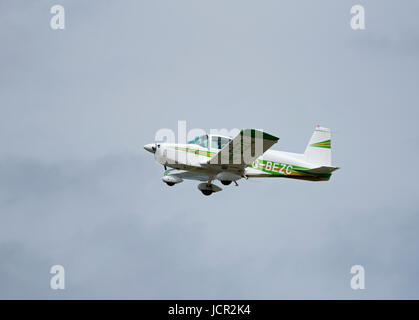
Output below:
[304,126,332,166]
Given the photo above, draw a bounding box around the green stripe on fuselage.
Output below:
[171,146,216,157]
[249,159,331,180]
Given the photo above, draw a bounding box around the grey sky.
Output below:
[1,0,419,299]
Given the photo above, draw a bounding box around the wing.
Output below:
[164,169,209,182]
[204,129,279,173]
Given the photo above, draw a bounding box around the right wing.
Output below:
[204,129,279,172]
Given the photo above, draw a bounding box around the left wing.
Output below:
[204,129,279,172]
[164,169,209,182]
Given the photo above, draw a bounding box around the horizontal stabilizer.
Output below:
[304,166,340,174]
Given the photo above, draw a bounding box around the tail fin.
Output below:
[304,126,332,166]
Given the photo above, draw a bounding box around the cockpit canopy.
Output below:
[188,134,231,150]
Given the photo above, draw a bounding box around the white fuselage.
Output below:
[154,142,316,179]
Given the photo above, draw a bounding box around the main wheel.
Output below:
[201,189,213,196]
[221,180,232,186]
[166,182,175,186]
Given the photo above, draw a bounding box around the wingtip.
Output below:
[241,129,279,141]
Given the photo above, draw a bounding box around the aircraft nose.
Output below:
[144,143,156,153]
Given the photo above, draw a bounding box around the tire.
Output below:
[166,182,175,186]
[201,189,213,196]
[221,180,232,186]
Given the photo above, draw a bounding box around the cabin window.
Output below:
[197,135,208,148]
[211,136,219,149]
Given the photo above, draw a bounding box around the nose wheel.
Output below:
[197,182,222,196]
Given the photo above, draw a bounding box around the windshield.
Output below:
[187,135,208,148]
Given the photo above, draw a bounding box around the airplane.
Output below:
[144,125,339,196]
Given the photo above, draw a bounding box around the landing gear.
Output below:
[201,189,213,196]
[221,180,232,186]
[197,182,222,196]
